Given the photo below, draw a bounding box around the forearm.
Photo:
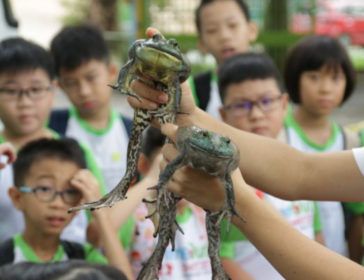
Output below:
[230,170,364,280]
[191,108,364,201]
[93,210,133,279]
[221,258,254,280]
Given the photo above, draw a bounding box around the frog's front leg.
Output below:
[109,60,142,102]
[69,109,151,212]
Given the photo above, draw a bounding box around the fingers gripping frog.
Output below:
[139,126,245,280]
[69,33,190,213]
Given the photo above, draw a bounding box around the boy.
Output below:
[190,0,258,119]
[0,37,105,244]
[217,52,324,279]
[49,24,132,192]
[0,138,133,279]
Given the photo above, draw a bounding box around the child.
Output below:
[190,0,258,119]
[0,37,105,244]
[217,52,324,279]
[128,126,214,279]
[0,138,133,279]
[49,24,132,192]
[283,35,363,256]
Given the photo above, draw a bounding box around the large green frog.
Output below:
[69,33,190,209]
[139,126,245,280]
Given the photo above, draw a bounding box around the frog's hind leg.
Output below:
[68,109,151,213]
[206,211,231,280]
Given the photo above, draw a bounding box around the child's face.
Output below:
[10,158,81,237]
[198,0,258,65]
[0,69,55,136]
[59,59,116,118]
[299,64,346,116]
[219,78,288,138]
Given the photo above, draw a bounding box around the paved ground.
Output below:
[54,73,364,126]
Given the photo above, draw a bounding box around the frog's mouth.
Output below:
[147,45,182,60]
[190,143,231,159]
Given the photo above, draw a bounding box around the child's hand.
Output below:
[70,169,102,203]
[0,143,16,169]
[127,27,197,128]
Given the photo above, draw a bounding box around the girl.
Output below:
[283,35,362,258]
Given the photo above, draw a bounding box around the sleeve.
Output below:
[353,147,364,177]
[118,215,135,250]
[343,202,364,215]
[313,201,323,233]
[219,241,235,259]
[220,219,248,242]
[83,243,108,264]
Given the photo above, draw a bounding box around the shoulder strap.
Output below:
[48,109,70,136]
[120,114,132,137]
[193,71,212,110]
[0,239,15,265]
[60,240,85,260]
[342,126,361,149]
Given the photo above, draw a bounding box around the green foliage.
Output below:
[61,0,90,25]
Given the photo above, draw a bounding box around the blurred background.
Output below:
[1,0,364,127]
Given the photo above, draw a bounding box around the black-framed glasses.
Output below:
[0,85,53,101]
[224,95,283,117]
[19,186,82,206]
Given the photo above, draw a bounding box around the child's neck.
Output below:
[293,107,333,145]
[2,128,53,150]
[78,105,111,130]
[22,228,60,262]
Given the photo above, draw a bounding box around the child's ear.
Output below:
[281,93,290,113]
[108,63,119,81]
[8,187,24,211]
[219,107,227,122]
[137,154,151,176]
[248,21,259,42]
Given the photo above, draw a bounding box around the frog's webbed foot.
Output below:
[68,186,126,213]
[109,83,143,103]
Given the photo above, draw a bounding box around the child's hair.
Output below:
[13,138,87,187]
[0,260,128,280]
[0,37,55,80]
[195,0,250,34]
[141,126,166,159]
[50,24,110,75]
[218,52,285,102]
[284,35,356,104]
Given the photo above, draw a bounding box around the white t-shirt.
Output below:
[285,116,350,256]
[65,108,129,192]
[353,147,364,176]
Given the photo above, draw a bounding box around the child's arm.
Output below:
[221,258,254,280]
[0,142,16,169]
[71,170,133,279]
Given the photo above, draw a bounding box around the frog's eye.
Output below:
[152,34,161,41]
[168,39,178,48]
[202,131,208,137]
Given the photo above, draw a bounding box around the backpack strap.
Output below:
[48,109,70,136]
[0,239,15,265]
[193,71,212,110]
[120,114,132,137]
[341,126,361,149]
[60,240,85,260]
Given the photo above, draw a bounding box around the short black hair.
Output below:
[284,35,356,104]
[50,24,109,75]
[195,0,250,34]
[141,126,166,159]
[0,260,128,280]
[0,37,55,80]
[13,138,87,187]
[218,52,284,103]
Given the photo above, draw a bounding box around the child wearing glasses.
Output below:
[283,35,364,260]
[0,138,133,278]
[0,37,109,245]
[217,52,324,280]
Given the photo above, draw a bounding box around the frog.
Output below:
[138,126,245,280]
[69,32,190,213]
